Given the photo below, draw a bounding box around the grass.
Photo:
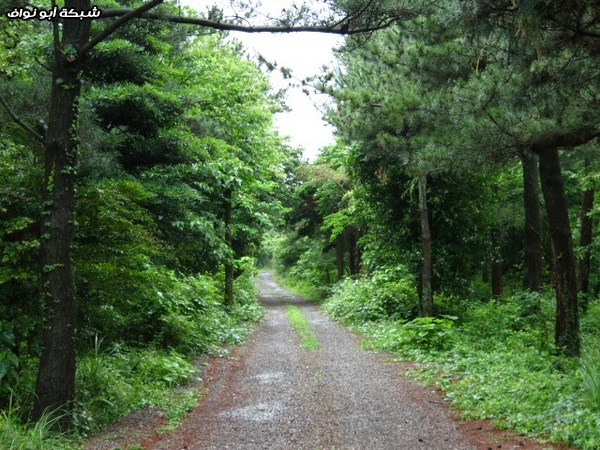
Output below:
[580,346,600,411]
[286,305,321,349]
[0,406,75,450]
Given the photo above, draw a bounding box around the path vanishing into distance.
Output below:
[145,272,477,450]
[87,272,565,450]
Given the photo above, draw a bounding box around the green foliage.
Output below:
[75,346,198,435]
[274,235,336,299]
[350,291,600,449]
[0,405,74,450]
[461,290,554,352]
[0,324,18,399]
[364,316,456,354]
[580,347,600,412]
[323,265,419,325]
[134,351,196,388]
[0,0,296,445]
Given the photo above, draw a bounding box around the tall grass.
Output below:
[580,347,600,411]
[1,401,74,450]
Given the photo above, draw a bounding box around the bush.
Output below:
[323,264,419,326]
[359,315,456,360]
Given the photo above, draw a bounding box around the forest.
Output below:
[1,0,600,449]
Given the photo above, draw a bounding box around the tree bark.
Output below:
[578,158,594,311]
[33,0,92,427]
[537,146,580,356]
[336,233,344,280]
[521,151,543,291]
[491,227,503,298]
[418,174,433,316]
[224,188,234,306]
[347,225,359,276]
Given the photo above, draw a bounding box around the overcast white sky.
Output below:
[183,1,341,160]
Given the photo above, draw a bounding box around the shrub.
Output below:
[323,264,419,326]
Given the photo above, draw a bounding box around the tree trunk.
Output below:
[491,227,503,298]
[224,188,234,306]
[521,152,543,291]
[336,233,344,280]
[537,146,580,356]
[418,174,433,316]
[347,225,359,276]
[33,2,91,427]
[578,158,594,312]
[490,183,503,298]
[481,261,489,283]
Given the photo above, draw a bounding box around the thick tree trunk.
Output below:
[336,233,344,280]
[224,188,234,306]
[33,2,92,427]
[418,174,433,316]
[578,159,594,312]
[537,146,580,356]
[521,152,543,291]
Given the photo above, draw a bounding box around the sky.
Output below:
[183,1,342,160]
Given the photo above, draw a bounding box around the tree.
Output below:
[520,150,543,292]
[323,12,492,313]
[446,0,600,355]
[1,0,416,424]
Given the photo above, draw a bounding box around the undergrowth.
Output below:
[323,267,600,450]
[0,268,264,449]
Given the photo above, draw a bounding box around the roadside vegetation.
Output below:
[322,282,600,449]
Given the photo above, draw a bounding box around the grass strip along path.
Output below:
[286,305,321,350]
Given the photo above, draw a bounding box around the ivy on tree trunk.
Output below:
[33,0,91,426]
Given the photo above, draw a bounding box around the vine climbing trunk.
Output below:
[33,0,92,427]
[537,146,580,356]
[418,174,433,316]
[521,151,543,292]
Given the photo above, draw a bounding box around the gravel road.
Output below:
[146,272,477,450]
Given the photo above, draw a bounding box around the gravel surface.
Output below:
[144,272,477,450]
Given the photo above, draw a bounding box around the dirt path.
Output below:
[87,272,572,450]
[142,272,472,449]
